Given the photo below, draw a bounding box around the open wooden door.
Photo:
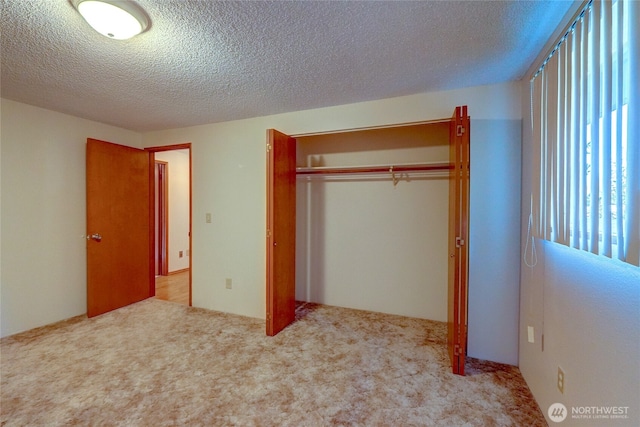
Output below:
[447,106,470,375]
[266,129,296,336]
[86,139,153,318]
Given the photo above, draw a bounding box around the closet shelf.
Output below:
[296,162,452,175]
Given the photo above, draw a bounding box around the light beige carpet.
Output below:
[1,299,546,426]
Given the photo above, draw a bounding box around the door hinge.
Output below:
[266,143,272,152]
[266,313,271,321]
[455,237,465,247]
[456,125,465,136]
[267,229,272,238]
[454,344,461,356]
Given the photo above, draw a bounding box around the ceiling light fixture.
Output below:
[71,0,150,40]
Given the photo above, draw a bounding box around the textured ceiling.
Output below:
[1,0,574,132]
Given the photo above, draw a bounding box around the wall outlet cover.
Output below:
[527,326,535,343]
[557,367,565,394]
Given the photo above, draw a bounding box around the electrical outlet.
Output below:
[179,251,183,258]
[557,367,565,394]
[527,326,535,343]
[206,213,212,223]
[225,278,232,289]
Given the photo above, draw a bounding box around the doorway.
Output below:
[146,144,193,306]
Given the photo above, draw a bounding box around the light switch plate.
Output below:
[527,326,535,343]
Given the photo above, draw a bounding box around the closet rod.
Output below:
[296,162,452,175]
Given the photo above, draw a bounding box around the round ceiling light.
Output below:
[71,0,150,40]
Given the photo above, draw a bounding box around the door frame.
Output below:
[145,143,193,306]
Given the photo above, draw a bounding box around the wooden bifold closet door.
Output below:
[265,129,297,336]
[447,106,470,375]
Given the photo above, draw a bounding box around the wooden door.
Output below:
[447,106,470,375]
[266,129,297,336]
[86,139,153,317]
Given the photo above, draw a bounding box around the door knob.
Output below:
[87,233,102,242]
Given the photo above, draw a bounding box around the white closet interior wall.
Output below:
[295,123,450,321]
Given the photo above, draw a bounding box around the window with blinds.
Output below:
[530,0,638,266]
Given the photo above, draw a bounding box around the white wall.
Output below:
[0,99,141,337]
[467,119,522,365]
[142,81,522,364]
[519,78,640,425]
[295,124,450,321]
[154,150,190,272]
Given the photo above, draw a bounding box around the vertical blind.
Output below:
[531,0,639,266]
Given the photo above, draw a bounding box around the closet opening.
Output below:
[295,122,451,320]
[266,106,469,375]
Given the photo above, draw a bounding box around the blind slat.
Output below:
[547,54,559,241]
[532,77,544,238]
[579,13,589,251]
[532,77,543,238]
[614,0,625,259]
[557,42,568,244]
[588,0,601,254]
[601,0,613,256]
[570,20,582,249]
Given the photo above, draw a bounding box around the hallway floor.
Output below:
[155,270,189,305]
